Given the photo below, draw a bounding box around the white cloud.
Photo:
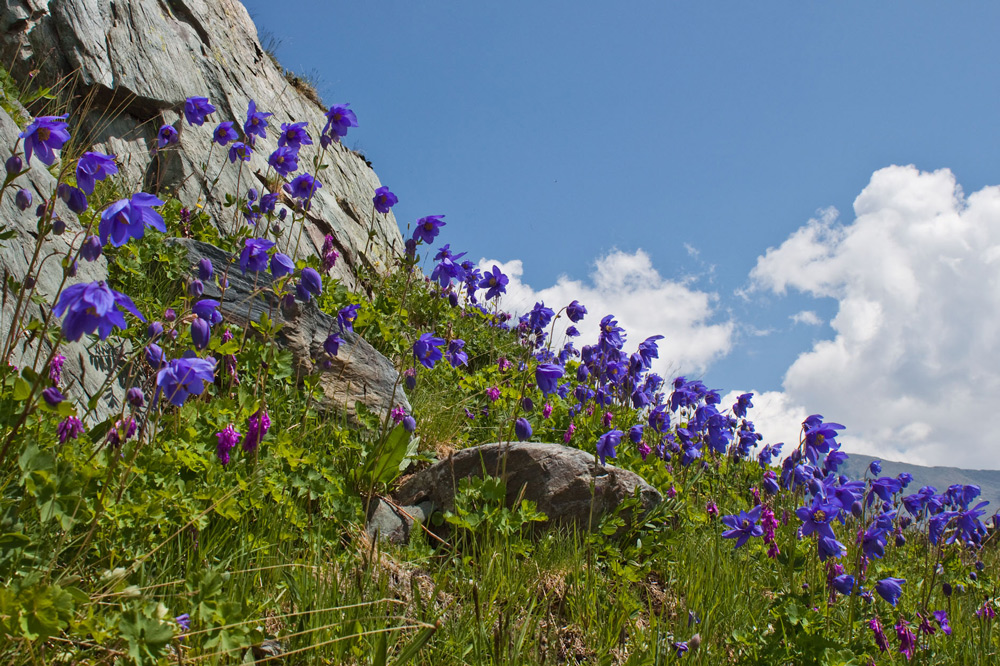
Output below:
[749,165,1000,468]
[790,310,823,326]
[478,248,734,377]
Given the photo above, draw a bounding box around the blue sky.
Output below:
[245,1,1000,468]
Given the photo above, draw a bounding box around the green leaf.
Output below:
[12,377,30,401]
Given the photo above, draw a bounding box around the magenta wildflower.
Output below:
[895,618,916,660]
[977,601,996,620]
[563,423,576,443]
[243,410,270,453]
[216,424,242,465]
[486,386,500,402]
[870,617,889,652]
[542,403,553,419]
[391,406,407,425]
[48,354,66,385]
[57,416,85,443]
[498,357,511,372]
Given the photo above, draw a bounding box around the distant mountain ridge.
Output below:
[838,453,1000,513]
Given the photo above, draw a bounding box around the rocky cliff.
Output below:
[0,0,407,423]
[0,0,402,285]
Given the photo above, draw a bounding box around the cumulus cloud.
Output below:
[749,165,1000,468]
[790,310,823,326]
[478,248,734,377]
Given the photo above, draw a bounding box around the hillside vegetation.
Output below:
[0,72,998,666]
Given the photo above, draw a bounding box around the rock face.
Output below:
[0,0,407,424]
[171,238,409,423]
[394,443,663,535]
[0,104,128,422]
[0,0,402,292]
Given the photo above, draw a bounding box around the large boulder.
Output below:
[171,238,409,423]
[394,443,662,534]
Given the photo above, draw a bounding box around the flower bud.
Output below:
[5,154,22,176]
[163,308,176,322]
[402,415,416,433]
[190,318,210,350]
[187,279,204,298]
[147,321,164,339]
[127,387,145,407]
[51,217,66,235]
[198,258,213,281]
[15,188,31,211]
[80,235,102,262]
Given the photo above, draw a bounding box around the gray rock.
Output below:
[365,498,433,545]
[395,442,662,534]
[0,0,404,292]
[170,238,409,423]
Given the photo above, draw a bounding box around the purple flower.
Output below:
[98,193,166,247]
[596,429,622,465]
[933,610,952,635]
[323,103,358,138]
[42,387,65,407]
[216,424,242,465]
[446,339,468,367]
[243,409,270,452]
[20,115,71,165]
[228,141,251,163]
[721,505,764,548]
[190,318,210,350]
[373,186,398,213]
[213,121,238,146]
[54,281,145,341]
[268,146,299,177]
[486,386,500,402]
[337,304,360,332]
[5,154,22,175]
[514,417,532,441]
[284,173,321,200]
[57,416,84,443]
[75,152,118,195]
[832,574,855,595]
[299,267,322,296]
[413,333,445,369]
[478,265,508,300]
[57,183,88,214]
[270,252,294,277]
[127,387,145,408]
[795,497,840,540]
[895,619,916,660]
[412,215,445,244]
[869,459,882,476]
[48,354,65,385]
[566,300,587,323]
[240,238,275,273]
[145,343,165,369]
[874,577,905,607]
[192,299,222,326]
[402,415,417,433]
[156,356,216,407]
[324,333,344,357]
[80,235,102,262]
[157,124,179,148]
[183,96,216,126]
[535,363,564,397]
[197,258,213,282]
[278,122,312,150]
[244,100,272,139]
[870,617,889,652]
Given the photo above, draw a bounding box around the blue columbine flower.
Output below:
[874,577,905,606]
[337,304,361,332]
[157,124,179,148]
[278,121,312,150]
[412,215,445,244]
[323,103,358,138]
[20,115,71,165]
[446,339,468,367]
[156,356,216,407]
[192,299,222,326]
[183,96,216,126]
[373,186,398,213]
[75,151,118,194]
[270,252,294,278]
[796,497,840,540]
[566,300,587,323]
[228,141,251,163]
[596,429,623,465]
[514,417,532,441]
[413,333,445,369]
[239,238,275,273]
[268,146,299,177]
[213,121,239,146]
[284,173,321,200]
[54,281,145,342]
[324,333,344,357]
[478,265,508,300]
[98,192,166,247]
[721,505,764,548]
[58,183,89,214]
[535,363,564,397]
[832,574,855,596]
[244,100,272,139]
[299,267,323,297]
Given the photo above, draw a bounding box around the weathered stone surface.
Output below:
[0,0,403,292]
[0,104,127,423]
[171,238,409,423]
[395,443,662,533]
[365,498,433,545]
